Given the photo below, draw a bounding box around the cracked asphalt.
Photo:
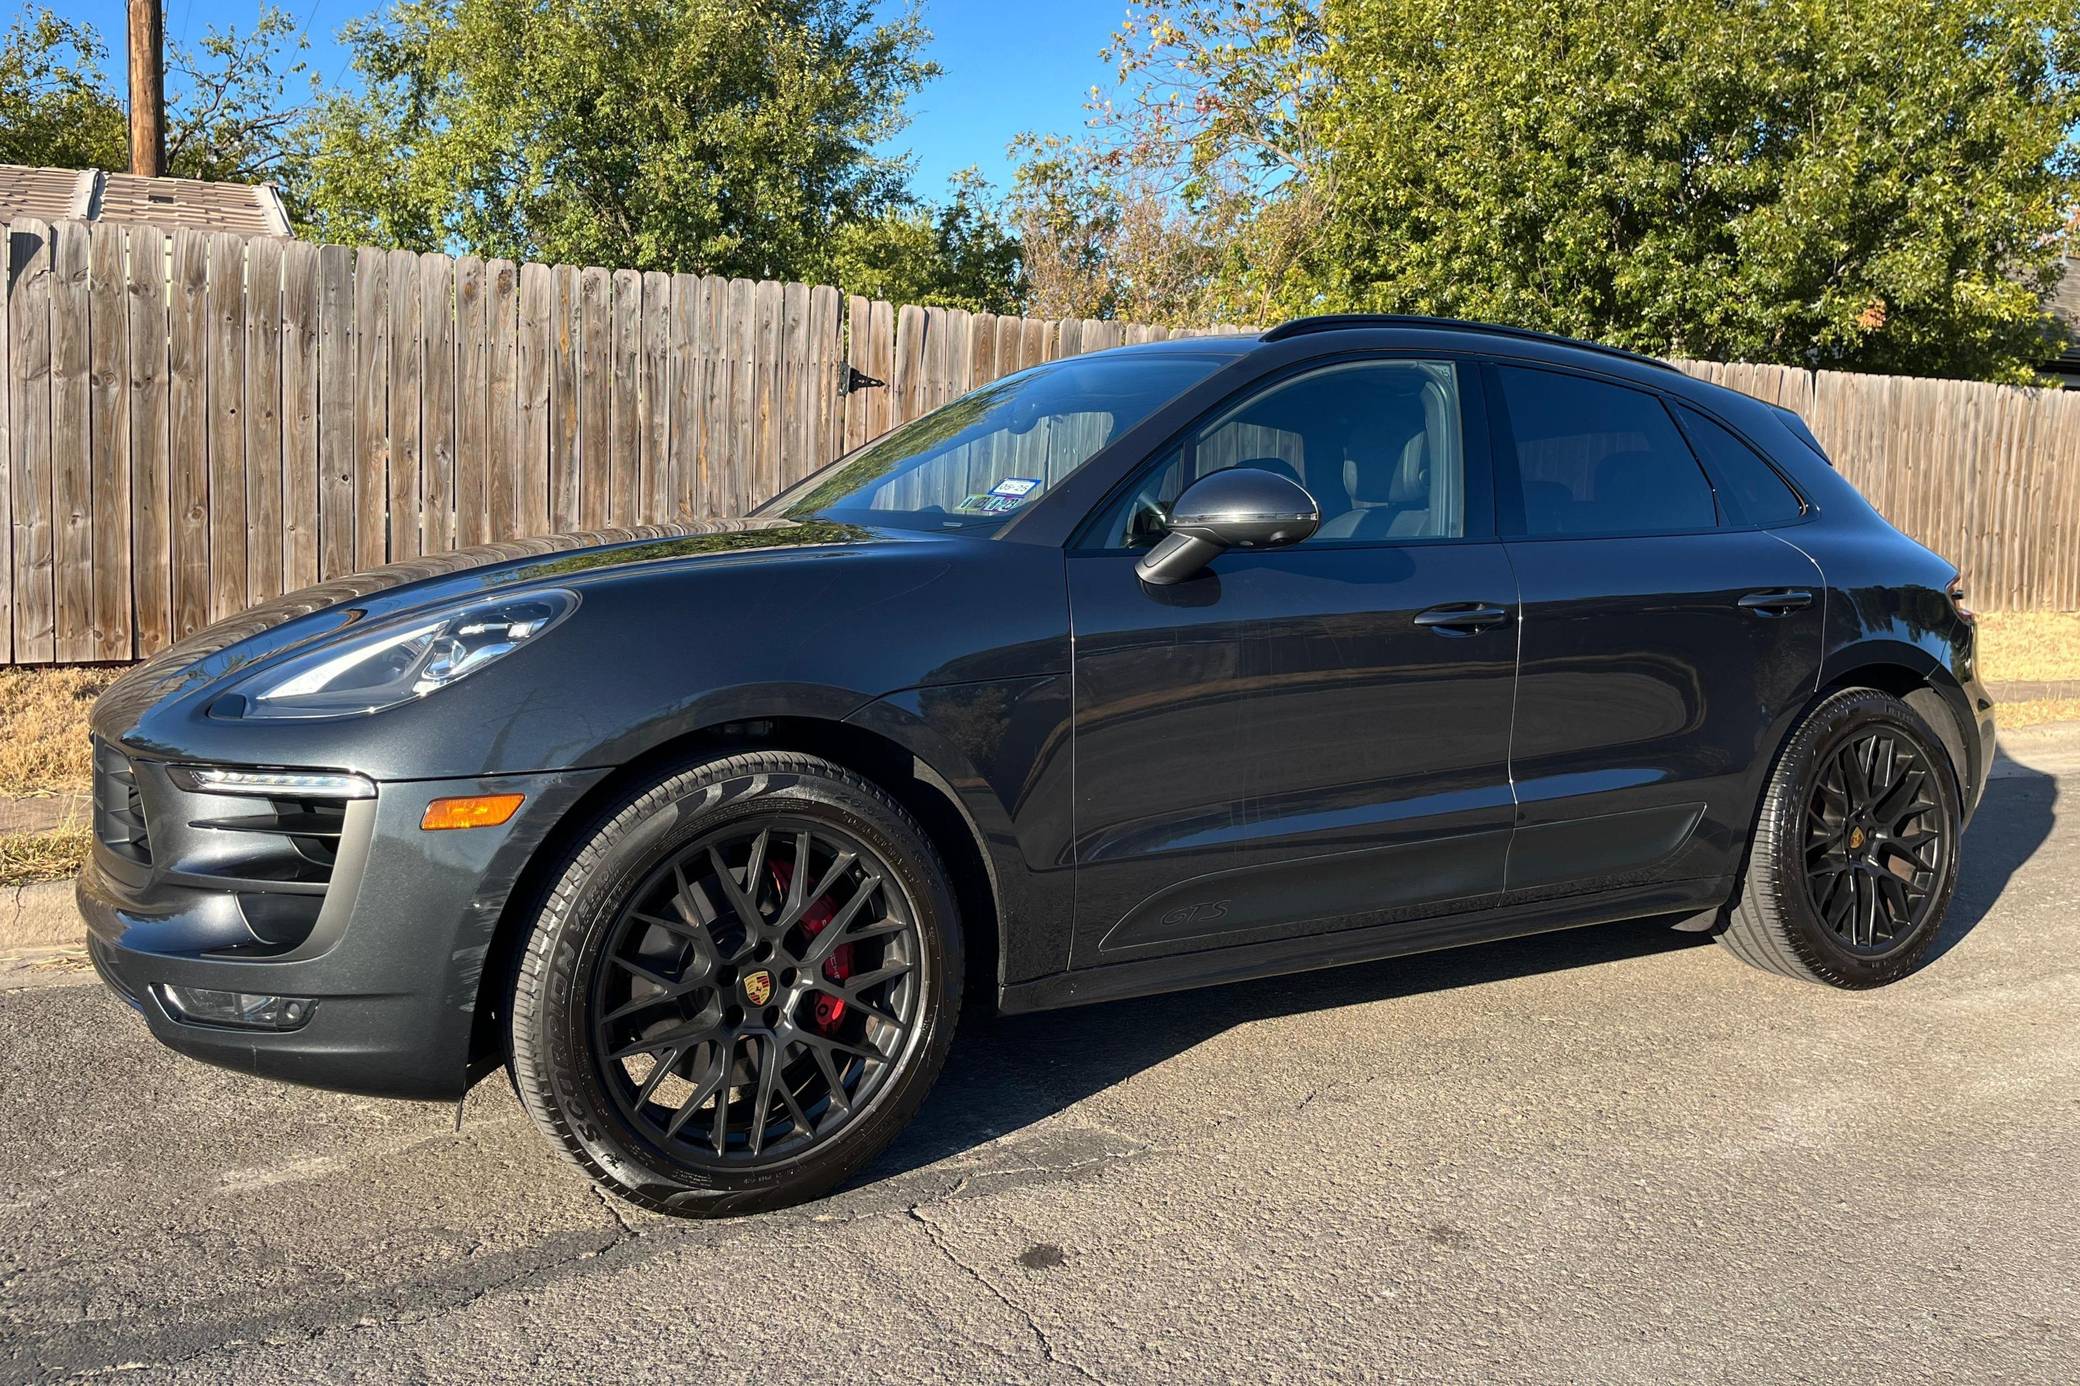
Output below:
[3,724,2077,1383]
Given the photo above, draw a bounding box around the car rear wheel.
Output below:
[1719,687,1961,987]
[508,750,962,1216]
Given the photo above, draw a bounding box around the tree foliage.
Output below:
[823,170,1024,312]
[1025,0,2080,380]
[298,0,939,283]
[0,6,312,184]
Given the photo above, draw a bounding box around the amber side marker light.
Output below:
[420,793,525,830]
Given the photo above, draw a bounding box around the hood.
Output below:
[93,516,881,739]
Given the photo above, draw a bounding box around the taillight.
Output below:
[1947,573,1975,622]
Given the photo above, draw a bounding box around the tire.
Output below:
[1719,687,1962,988]
[509,750,963,1216]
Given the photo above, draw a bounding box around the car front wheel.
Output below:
[1719,687,1962,988]
[508,750,962,1216]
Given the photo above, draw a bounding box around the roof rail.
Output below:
[1260,314,1678,373]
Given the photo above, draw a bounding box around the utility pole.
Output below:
[127,0,165,177]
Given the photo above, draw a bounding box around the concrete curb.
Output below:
[1,879,84,955]
[1986,679,2080,703]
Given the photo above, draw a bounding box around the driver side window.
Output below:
[1099,359,1469,548]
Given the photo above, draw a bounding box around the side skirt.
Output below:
[997,875,1734,1015]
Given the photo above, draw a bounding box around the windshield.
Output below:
[768,353,1228,533]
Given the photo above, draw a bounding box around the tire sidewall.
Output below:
[1764,691,1962,986]
[520,757,962,1216]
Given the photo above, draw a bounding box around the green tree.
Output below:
[0,7,312,184]
[0,11,128,170]
[299,0,941,282]
[1037,0,2080,381]
[823,170,1024,311]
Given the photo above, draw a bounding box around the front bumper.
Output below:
[80,758,609,1099]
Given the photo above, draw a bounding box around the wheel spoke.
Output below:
[746,1036,780,1156]
[1836,743,1866,806]
[798,874,887,967]
[808,1040,853,1115]
[606,1017,720,1063]
[630,1046,683,1108]
[709,843,764,935]
[819,980,905,1029]
[663,1049,731,1141]
[1871,868,1913,931]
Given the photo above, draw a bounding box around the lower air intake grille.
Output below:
[91,739,151,865]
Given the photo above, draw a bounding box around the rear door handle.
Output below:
[1737,588,1813,617]
[1413,602,1510,635]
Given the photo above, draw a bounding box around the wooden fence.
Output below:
[2,215,2077,664]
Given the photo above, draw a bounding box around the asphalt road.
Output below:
[4,725,2077,1383]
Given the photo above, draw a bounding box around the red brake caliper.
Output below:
[771,859,853,1034]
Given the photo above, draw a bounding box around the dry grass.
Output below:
[1975,611,2080,685]
[1990,698,2080,730]
[0,665,117,798]
[0,823,91,887]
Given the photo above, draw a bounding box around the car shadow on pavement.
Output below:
[869,912,1712,1184]
[1925,743,2056,966]
[867,747,2056,1186]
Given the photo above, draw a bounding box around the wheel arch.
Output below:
[1811,640,1976,807]
[465,713,1006,1082]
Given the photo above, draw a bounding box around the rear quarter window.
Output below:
[1676,404,1806,526]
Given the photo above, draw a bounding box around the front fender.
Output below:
[846,680,1076,986]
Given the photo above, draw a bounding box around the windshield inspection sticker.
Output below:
[956,478,1045,516]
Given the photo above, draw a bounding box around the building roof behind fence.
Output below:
[0,164,292,238]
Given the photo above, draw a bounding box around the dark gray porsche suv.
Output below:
[81,316,1994,1215]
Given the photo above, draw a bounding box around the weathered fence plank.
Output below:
[7,214,2080,664]
[609,267,641,526]
[316,243,354,581]
[50,222,93,661]
[127,224,171,652]
[578,265,611,530]
[167,228,209,639]
[353,245,388,574]
[487,259,520,541]
[549,263,580,532]
[640,270,671,525]
[517,262,552,539]
[87,223,132,659]
[421,254,457,556]
[9,221,55,661]
[455,255,489,547]
[206,233,248,622]
[244,235,283,606]
[386,249,422,562]
[280,241,319,593]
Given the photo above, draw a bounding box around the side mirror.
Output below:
[1134,467,1320,585]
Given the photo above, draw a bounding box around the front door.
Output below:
[1065,356,1520,967]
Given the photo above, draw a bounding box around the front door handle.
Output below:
[1413,602,1510,636]
[1737,588,1813,617]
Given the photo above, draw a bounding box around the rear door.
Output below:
[1066,355,1521,967]
[1489,363,1824,900]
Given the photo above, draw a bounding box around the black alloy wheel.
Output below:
[590,819,923,1166]
[509,750,962,1216]
[1800,725,1948,954]
[1720,687,1963,988]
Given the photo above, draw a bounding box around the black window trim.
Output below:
[1069,347,1501,554]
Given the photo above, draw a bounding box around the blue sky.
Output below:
[40,0,1130,194]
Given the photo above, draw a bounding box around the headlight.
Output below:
[220,590,578,720]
